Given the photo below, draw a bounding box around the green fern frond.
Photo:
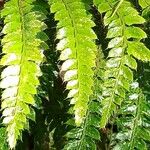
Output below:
[64,47,105,150]
[49,0,97,126]
[0,0,48,148]
[111,83,150,150]
[94,0,150,128]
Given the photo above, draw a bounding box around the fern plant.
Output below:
[0,0,150,149]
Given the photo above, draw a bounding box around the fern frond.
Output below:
[139,0,150,9]
[111,83,150,150]
[64,47,105,150]
[94,0,150,128]
[0,0,47,148]
[49,0,97,125]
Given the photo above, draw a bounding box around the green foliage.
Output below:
[64,47,104,150]
[49,0,97,126]
[94,0,150,128]
[111,83,150,150]
[139,0,150,9]
[0,127,8,150]
[0,0,150,149]
[139,0,150,19]
[0,0,47,148]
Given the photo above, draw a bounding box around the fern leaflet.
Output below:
[139,0,150,19]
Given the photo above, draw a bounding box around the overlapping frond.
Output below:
[64,99,101,150]
[94,0,150,128]
[49,0,97,125]
[0,0,48,148]
[111,82,150,150]
[64,47,105,150]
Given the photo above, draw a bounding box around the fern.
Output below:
[0,0,47,148]
[49,0,97,125]
[64,47,105,150]
[0,0,150,149]
[110,83,150,150]
[94,0,150,128]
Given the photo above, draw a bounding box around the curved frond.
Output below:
[49,0,97,125]
[94,0,150,128]
[0,0,48,148]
